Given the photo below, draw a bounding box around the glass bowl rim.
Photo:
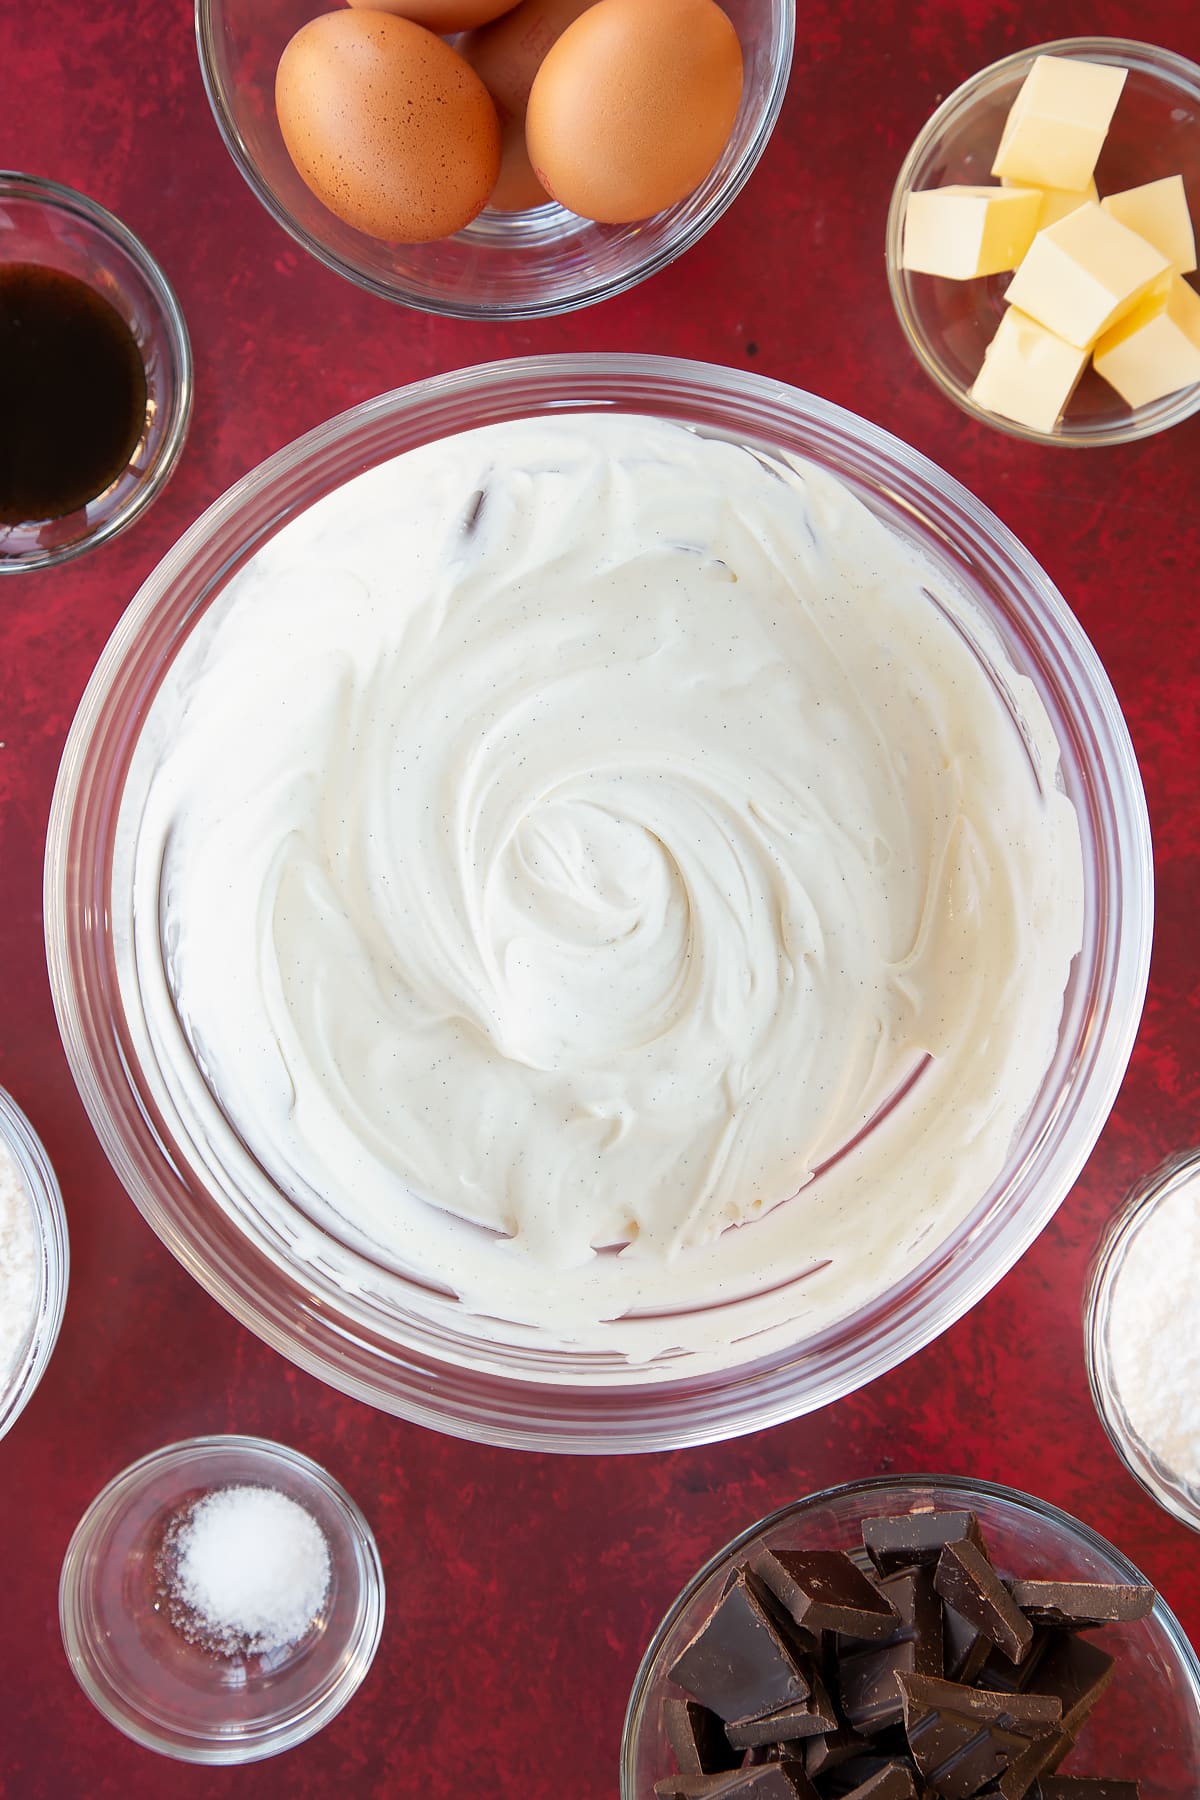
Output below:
[619,1469,1200,1794]
[0,1083,69,1442]
[1084,1145,1200,1535]
[58,1431,386,1764]
[44,351,1153,1454]
[0,169,194,572]
[884,35,1200,448]
[193,0,797,320]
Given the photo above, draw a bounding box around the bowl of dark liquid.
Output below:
[0,173,192,571]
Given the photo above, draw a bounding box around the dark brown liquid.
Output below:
[0,263,148,526]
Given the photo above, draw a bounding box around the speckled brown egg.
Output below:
[459,0,596,212]
[275,10,501,242]
[524,0,744,224]
[345,0,519,27]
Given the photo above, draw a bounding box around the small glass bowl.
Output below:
[621,1475,1200,1798]
[1085,1148,1200,1534]
[59,1435,385,1763]
[885,37,1200,447]
[0,172,192,571]
[195,0,794,319]
[0,1085,69,1442]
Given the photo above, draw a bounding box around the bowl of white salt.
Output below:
[0,1085,68,1442]
[1086,1146,1200,1534]
[58,1435,385,1762]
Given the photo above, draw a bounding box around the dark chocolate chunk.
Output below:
[898,1671,1062,1800]
[839,1765,919,1800]
[1031,1632,1115,1736]
[896,1671,1062,1732]
[861,1510,984,1573]
[748,1570,823,1660]
[653,1766,818,1799]
[818,1753,909,1794]
[803,1718,873,1782]
[654,1773,748,1798]
[984,1724,1073,1799]
[664,1697,738,1775]
[935,1538,1035,1665]
[1007,1580,1155,1630]
[903,1707,1052,1798]
[839,1638,921,1737]
[669,1569,813,1723]
[975,1627,1052,1696]
[943,1602,990,1686]
[731,1768,818,1799]
[908,1712,1045,1800]
[838,1567,943,1734]
[751,1549,900,1641]
[1033,1783,1141,1799]
[725,1677,838,1749]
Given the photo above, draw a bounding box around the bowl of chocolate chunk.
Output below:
[621,1475,1200,1799]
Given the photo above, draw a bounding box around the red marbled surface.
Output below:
[2,1,1199,1794]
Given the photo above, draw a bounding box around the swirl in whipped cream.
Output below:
[117,415,1083,1370]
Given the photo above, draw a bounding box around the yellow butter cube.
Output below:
[902,185,1043,278]
[992,54,1126,193]
[1001,174,1097,230]
[1093,274,1200,407]
[1100,175,1197,275]
[1005,202,1170,348]
[971,306,1090,432]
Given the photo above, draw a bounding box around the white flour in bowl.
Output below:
[1109,1163,1200,1489]
[0,1140,37,1382]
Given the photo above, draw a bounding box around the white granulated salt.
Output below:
[167,1483,332,1655]
[0,1139,38,1386]
[1108,1164,1200,1490]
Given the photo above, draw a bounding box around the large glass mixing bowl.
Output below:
[44,354,1152,1452]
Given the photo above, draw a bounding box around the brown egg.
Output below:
[275,11,501,242]
[525,0,744,224]
[487,116,549,212]
[459,0,596,212]
[345,0,519,28]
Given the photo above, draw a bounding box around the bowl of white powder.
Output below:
[44,353,1153,1452]
[0,1085,68,1441]
[59,1435,384,1761]
[1086,1148,1200,1534]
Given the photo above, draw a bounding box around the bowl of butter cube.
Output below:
[886,37,1200,445]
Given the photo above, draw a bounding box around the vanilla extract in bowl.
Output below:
[0,262,148,526]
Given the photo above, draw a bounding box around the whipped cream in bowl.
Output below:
[46,356,1151,1450]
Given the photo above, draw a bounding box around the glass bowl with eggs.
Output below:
[195,0,794,318]
[45,352,1151,1453]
